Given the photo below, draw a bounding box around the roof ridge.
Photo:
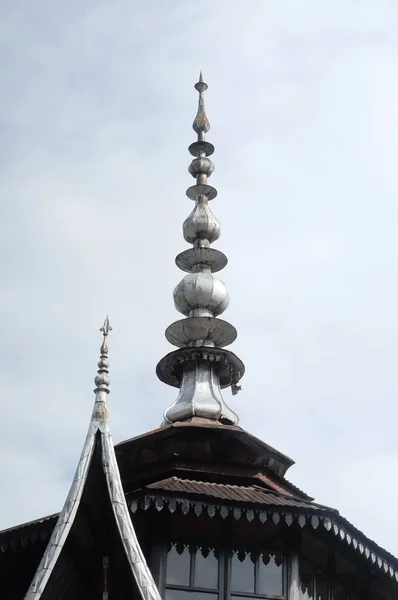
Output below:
[24,322,161,600]
[152,475,305,498]
[147,476,313,503]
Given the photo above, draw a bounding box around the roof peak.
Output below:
[24,322,161,600]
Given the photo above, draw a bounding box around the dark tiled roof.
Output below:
[0,513,58,536]
[138,477,398,583]
[146,477,331,512]
[0,513,58,552]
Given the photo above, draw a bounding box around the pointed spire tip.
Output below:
[100,315,112,336]
[194,72,208,95]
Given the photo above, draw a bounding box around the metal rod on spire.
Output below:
[156,74,244,426]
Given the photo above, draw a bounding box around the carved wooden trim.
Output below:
[130,494,398,583]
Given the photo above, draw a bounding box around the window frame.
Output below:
[162,543,286,600]
[164,544,221,596]
[227,550,285,600]
[298,555,365,600]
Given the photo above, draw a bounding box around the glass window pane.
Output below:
[166,544,190,586]
[258,553,283,597]
[166,591,217,600]
[194,548,219,589]
[300,559,314,600]
[231,551,255,593]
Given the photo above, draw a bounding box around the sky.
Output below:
[1,0,398,559]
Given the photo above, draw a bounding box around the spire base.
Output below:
[162,360,239,426]
[156,347,245,392]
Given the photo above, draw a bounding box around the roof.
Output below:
[131,475,398,584]
[146,477,327,511]
[0,514,58,538]
[3,454,398,588]
[115,419,295,479]
[21,328,161,600]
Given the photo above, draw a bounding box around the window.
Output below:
[299,559,328,600]
[165,544,219,600]
[299,558,365,600]
[164,545,284,600]
[300,559,314,600]
[230,550,283,599]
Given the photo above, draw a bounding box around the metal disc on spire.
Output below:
[175,247,228,273]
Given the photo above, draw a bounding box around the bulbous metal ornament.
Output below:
[173,272,229,317]
[188,156,215,178]
[183,198,221,245]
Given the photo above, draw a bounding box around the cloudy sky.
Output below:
[1,0,398,557]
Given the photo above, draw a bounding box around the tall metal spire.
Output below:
[157,73,245,426]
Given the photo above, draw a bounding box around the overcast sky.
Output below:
[1,0,398,558]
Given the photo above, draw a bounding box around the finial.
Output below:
[95,316,112,394]
[100,315,112,355]
[156,77,245,426]
[193,72,210,139]
[101,315,112,335]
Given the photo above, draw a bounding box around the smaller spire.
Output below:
[25,318,162,600]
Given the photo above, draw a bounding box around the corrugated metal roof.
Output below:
[146,477,329,511]
[0,513,58,537]
[0,513,57,553]
[135,490,398,582]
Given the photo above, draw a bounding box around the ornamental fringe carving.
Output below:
[131,494,398,583]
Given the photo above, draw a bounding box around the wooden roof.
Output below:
[3,421,398,591]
